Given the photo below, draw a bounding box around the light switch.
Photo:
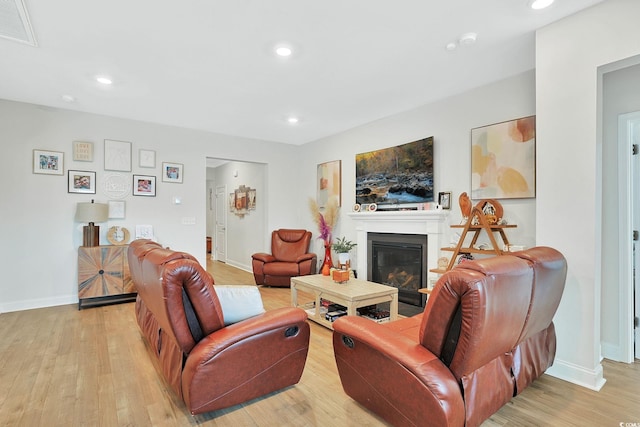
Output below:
[181,217,196,225]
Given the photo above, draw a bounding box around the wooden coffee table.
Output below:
[290,274,398,330]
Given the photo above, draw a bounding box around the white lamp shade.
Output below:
[75,202,109,223]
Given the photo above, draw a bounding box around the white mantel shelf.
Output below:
[348,210,450,281]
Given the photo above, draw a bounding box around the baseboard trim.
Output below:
[0,294,76,313]
[545,357,607,391]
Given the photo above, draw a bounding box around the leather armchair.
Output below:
[332,247,567,427]
[128,239,311,415]
[252,229,317,287]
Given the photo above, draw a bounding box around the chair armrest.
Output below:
[295,253,316,263]
[332,316,465,426]
[182,307,310,412]
[252,252,276,263]
[214,285,265,325]
[333,316,447,379]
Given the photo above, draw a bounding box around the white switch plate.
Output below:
[181,217,196,225]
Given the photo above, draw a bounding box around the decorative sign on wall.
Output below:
[229,185,256,217]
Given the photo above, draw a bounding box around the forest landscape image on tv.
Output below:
[355,136,434,208]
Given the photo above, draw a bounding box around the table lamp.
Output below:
[75,200,109,246]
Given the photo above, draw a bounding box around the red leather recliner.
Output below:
[128,239,310,415]
[332,247,567,427]
[252,229,317,287]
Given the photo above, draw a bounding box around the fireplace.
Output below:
[367,233,428,308]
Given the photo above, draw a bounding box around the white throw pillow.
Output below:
[214,285,266,325]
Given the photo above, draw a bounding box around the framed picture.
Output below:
[73,141,93,162]
[133,175,156,196]
[162,162,183,183]
[104,139,132,171]
[68,170,96,194]
[33,149,64,175]
[471,116,536,199]
[139,149,156,168]
[438,191,452,209]
[317,160,341,208]
[108,200,126,219]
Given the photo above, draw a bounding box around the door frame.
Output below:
[215,184,227,263]
[617,110,640,362]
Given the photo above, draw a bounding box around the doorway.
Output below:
[215,184,227,263]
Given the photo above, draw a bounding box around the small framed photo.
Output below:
[133,175,156,196]
[438,191,452,209]
[108,200,126,219]
[104,139,132,171]
[73,141,94,162]
[139,149,156,168]
[33,149,64,175]
[162,162,183,183]
[68,170,96,194]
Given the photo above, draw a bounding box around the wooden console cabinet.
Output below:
[77,245,136,309]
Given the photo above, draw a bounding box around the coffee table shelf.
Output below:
[290,274,398,330]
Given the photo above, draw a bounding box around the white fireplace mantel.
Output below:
[347,210,449,281]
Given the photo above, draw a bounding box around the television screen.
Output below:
[356,136,434,208]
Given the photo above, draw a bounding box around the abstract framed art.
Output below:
[317,160,341,208]
[471,115,536,199]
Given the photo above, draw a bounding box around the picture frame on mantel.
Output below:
[317,160,341,208]
[471,115,536,199]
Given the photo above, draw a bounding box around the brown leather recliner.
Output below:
[252,229,317,287]
[332,247,567,427]
[128,239,310,415]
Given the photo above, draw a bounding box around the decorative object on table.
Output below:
[108,200,125,219]
[317,160,341,208]
[352,203,361,212]
[33,149,64,175]
[229,185,256,217]
[72,141,93,162]
[162,162,183,183]
[355,136,434,208]
[332,236,356,269]
[138,149,156,168]
[133,174,156,196]
[107,226,130,245]
[75,199,109,246]
[367,203,377,212]
[437,256,449,270]
[459,192,472,220]
[309,196,339,275]
[104,139,132,172]
[68,170,96,194]
[438,191,452,209]
[457,253,474,264]
[471,115,536,199]
[332,268,350,284]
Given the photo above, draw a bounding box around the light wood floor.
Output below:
[0,260,638,426]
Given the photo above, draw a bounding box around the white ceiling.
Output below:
[0,0,603,145]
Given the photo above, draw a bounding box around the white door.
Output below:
[215,185,227,263]
[632,116,640,359]
[619,111,640,360]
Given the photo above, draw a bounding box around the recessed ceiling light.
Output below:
[287,116,299,124]
[275,46,293,57]
[96,76,113,85]
[61,94,76,103]
[459,33,477,46]
[529,0,554,10]
[445,42,457,51]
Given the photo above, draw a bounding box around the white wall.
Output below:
[536,0,640,389]
[298,71,537,266]
[0,99,299,312]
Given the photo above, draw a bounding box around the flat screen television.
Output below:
[355,136,434,209]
